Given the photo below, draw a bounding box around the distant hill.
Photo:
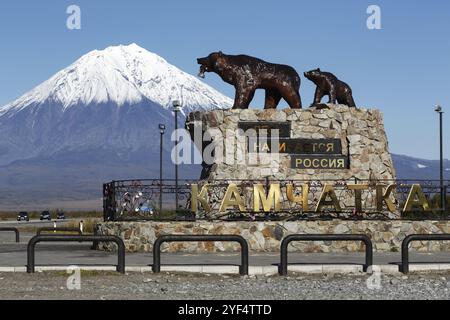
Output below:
[0,149,200,211]
[392,154,450,180]
[0,152,447,211]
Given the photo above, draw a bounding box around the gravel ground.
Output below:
[1,272,450,300]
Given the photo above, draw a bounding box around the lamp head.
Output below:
[435,105,443,113]
[159,123,166,134]
[172,100,181,111]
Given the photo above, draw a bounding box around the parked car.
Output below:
[17,211,29,222]
[56,211,66,220]
[40,211,51,221]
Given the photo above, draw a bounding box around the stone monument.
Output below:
[187,105,395,182]
[95,54,448,254]
[97,106,450,253]
[186,104,397,219]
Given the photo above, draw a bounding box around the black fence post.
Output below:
[401,234,450,274]
[152,235,249,275]
[280,237,289,276]
[239,237,249,276]
[27,235,125,274]
[0,228,20,243]
[279,234,373,276]
[401,235,411,274]
[91,227,99,250]
[116,237,126,274]
[152,237,162,273]
[27,238,35,273]
[363,236,373,272]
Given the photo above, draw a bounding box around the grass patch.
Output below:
[16,218,101,234]
[64,218,101,234]
[17,226,82,234]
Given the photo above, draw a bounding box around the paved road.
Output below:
[1,232,450,268]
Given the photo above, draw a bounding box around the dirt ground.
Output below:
[1,271,450,300]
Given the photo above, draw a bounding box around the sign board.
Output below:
[238,121,349,170]
[248,138,342,154]
[291,155,349,169]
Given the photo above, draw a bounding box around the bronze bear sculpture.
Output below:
[197,52,302,109]
[304,69,356,108]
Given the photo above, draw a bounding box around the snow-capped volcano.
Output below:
[1,43,232,116]
[0,44,232,167]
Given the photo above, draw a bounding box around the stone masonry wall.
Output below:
[95,220,450,253]
[186,105,396,182]
[185,105,397,217]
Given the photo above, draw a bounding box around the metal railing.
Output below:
[279,234,373,275]
[0,227,20,243]
[36,227,82,236]
[152,235,249,275]
[27,235,125,274]
[401,234,450,274]
[104,178,450,222]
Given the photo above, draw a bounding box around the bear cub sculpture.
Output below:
[197,51,302,109]
[304,69,356,108]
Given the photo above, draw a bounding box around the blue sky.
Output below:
[0,0,448,159]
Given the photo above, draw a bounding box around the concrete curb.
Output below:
[409,264,450,272]
[1,264,449,274]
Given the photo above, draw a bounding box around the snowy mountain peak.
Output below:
[0,44,232,114]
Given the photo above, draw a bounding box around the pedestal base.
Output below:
[95,220,450,253]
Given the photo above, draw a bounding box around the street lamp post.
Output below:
[173,100,181,212]
[435,105,445,212]
[159,124,166,214]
